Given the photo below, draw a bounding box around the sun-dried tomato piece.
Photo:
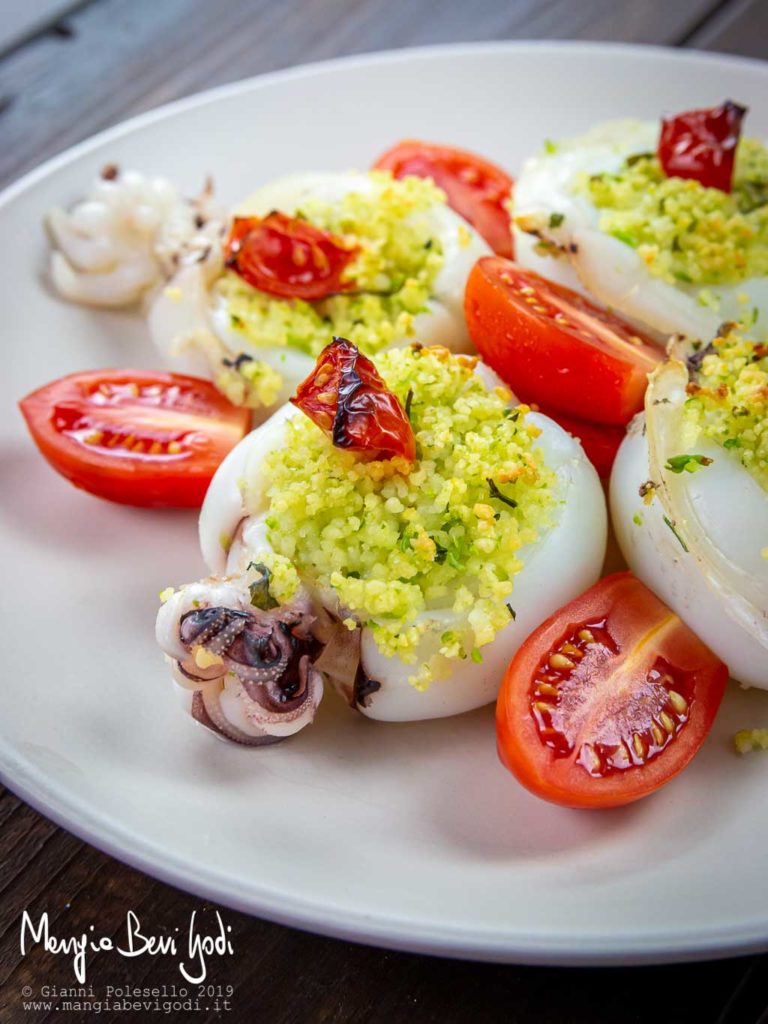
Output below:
[225,213,360,300]
[658,101,747,193]
[291,338,416,462]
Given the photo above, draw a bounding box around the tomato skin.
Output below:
[291,337,415,462]
[658,101,746,193]
[373,139,514,257]
[532,405,624,479]
[19,370,251,508]
[225,213,359,300]
[496,573,729,809]
[465,258,661,425]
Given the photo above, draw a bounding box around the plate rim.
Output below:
[3,39,768,966]
[2,38,767,209]
[4,751,768,966]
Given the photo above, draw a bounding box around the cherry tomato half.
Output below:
[291,337,415,462]
[465,258,662,425]
[374,140,515,257]
[497,573,729,809]
[19,370,251,508]
[225,212,360,300]
[658,101,746,193]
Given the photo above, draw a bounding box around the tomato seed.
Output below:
[610,742,632,770]
[667,690,688,714]
[537,683,559,697]
[660,711,676,734]
[578,742,602,776]
[549,653,576,670]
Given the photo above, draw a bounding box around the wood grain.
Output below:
[0,809,760,1024]
[2,0,768,1021]
[0,0,723,189]
[686,0,768,59]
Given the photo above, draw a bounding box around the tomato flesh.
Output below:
[225,212,359,300]
[497,573,729,808]
[465,258,662,425]
[291,337,415,462]
[19,370,251,508]
[658,101,746,193]
[373,139,515,257]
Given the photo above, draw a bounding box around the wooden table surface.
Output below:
[1,1,767,1021]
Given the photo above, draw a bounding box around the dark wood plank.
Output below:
[0,0,81,54]
[685,0,768,60]
[0,783,762,1024]
[0,786,765,1019]
[0,0,721,189]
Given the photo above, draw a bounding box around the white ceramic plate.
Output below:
[2,42,768,966]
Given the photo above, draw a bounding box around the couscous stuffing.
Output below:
[217,172,446,361]
[684,324,768,491]
[251,345,557,688]
[580,138,768,287]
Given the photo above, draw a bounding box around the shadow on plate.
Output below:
[0,446,198,558]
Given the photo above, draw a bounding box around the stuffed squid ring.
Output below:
[156,340,607,742]
[48,167,490,416]
[513,106,768,343]
[610,325,768,689]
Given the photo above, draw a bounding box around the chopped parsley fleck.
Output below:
[664,453,714,474]
[247,561,278,610]
[487,478,518,508]
[625,151,654,166]
[549,212,565,228]
[663,516,689,553]
[611,229,639,249]
[404,387,414,419]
